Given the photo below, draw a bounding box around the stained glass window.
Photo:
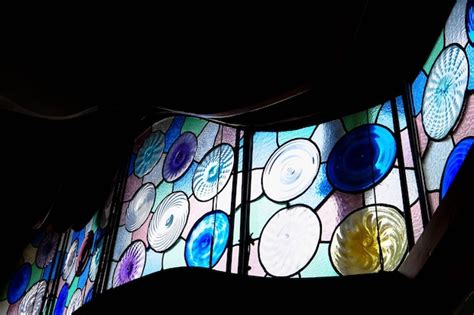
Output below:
[247,104,409,278]
[3,1,473,311]
[411,0,474,215]
[0,223,60,315]
[107,116,241,289]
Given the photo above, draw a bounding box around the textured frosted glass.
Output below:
[143,153,166,185]
[467,44,474,90]
[406,169,419,205]
[342,107,379,131]
[173,162,197,197]
[113,226,132,261]
[232,208,241,245]
[152,117,173,133]
[194,122,219,161]
[164,116,185,152]
[300,244,338,278]
[142,249,163,276]
[252,132,278,168]
[428,192,440,214]
[377,101,394,131]
[162,239,186,269]
[152,181,173,212]
[364,168,404,212]
[411,71,428,115]
[423,31,444,74]
[415,114,429,155]
[248,241,265,277]
[453,94,474,143]
[444,0,468,46]
[401,129,414,168]
[289,163,332,209]
[214,126,238,147]
[317,191,364,241]
[181,117,207,135]
[182,197,212,239]
[422,138,454,191]
[396,96,407,130]
[249,197,286,238]
[277,125,316,145]
[311,119,345,162]
[411,201,423,242]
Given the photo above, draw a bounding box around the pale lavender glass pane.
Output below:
[317,191,364,242]
[411,201,423,243]
[453,94,474,144]
[400,129,414,168]
[248,240,265,277]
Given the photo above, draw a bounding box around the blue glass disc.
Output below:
[84,287,94,304]
[134,131,165,178]
[53,284,69,315]
[327,124,396,193]
[163,132,197,182]
[467,0,474,45]
[441,138,474,199]
[7,263,31,304]
[185,211,230,268]
[192,144,234,201]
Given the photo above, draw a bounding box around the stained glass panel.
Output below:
[107,116,240,289]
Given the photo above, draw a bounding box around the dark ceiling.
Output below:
[0,0,455,282]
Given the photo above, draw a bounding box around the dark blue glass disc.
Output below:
[467,0,474,44]
[185,211,229,268]
[7,263,31,304]
[327,124,396,193]
[441,138,474,199]
[53,283,69,315]
[163,132,197,182]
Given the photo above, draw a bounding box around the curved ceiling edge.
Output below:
[0,95,98,120]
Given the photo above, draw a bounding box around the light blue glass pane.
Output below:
[173,162,197,197]
[249,196,285,238]
[113,226,132,261]
[239,137,244,148]
[143,249,163,276]
[396,96,407,130]
[238,147,244,172]
[277,126,316,146]
[466,44,474,90]
[377,101,394,131]
[233,208,241,245]
[411,71,427,115]
[300,243,338,278]
[162,239,186,269]
[164,116,186,152]
[252,132,278,168]
[289,163,332,209]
